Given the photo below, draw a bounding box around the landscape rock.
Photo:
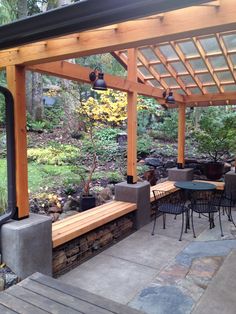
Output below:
[145,157,163,167]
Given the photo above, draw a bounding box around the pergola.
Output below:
[0,0,236,220]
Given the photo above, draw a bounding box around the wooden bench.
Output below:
[52,200,136,248]
[150,180,179,202]
[0,272,144,314]
[150,179,225,202]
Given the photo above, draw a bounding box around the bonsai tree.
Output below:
[194,109,236,163]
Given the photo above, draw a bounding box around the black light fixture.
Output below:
[163,90,175,104]
[89,66,107,91]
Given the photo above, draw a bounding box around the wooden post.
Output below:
[6,65,29,219]
[127,48,138,184]
[177,103,186,168]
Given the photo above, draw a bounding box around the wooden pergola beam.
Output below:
[1,0,236,67]
[184,91,236,104]
[28,61,184,103]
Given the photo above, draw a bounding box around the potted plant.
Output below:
[194,110,236,180]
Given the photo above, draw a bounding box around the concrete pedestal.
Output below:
[115,181,150,229]
[0,214,52,279]
[168,167,194,181]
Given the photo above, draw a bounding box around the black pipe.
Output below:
[0,0,211,50]
[0,86,17,224]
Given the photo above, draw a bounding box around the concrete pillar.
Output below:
[168,167,194,181]
[0,214,52,279]
[115,181,150,229]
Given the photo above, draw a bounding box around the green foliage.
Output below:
[153,111,178,141]
[137,135,153,158]
[95,128,121,142]
[0,186,7,214]
[137,164,150,175]
[28,143,79,165]
[194,109,236,162]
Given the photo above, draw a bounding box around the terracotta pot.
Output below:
[80,194,96,212]
[205,162,224,181]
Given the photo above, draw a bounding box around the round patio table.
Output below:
[174,181,217,230]
[174,181,216,191]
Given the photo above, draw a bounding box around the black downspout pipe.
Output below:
[0,86,17,224]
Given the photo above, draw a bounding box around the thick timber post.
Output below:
[6,65,29,219]
[127,48,138,184]
[177,103,186,169]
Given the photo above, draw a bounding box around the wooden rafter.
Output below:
[137,51,168,90]
[27,61,184,103]
[215,33,236,85]
[1,0,236,68]
[170,41,206,94]
[192,37,223,92]
[153,45,190,94]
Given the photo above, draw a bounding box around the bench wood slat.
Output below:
[52,205,136,239]
[53,203,136,238]
[53,201,135,231]
[52,202,136,247]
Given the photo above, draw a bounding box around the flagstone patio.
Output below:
[59,210,236,314]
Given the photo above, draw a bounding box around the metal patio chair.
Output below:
[189,190,223,238]
[152,190,188,241]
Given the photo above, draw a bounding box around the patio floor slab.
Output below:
[59,210,236,314]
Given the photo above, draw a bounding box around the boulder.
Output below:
[145,157,163,167]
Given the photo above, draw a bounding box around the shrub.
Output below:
[28,144,79,165]
[95,128,121,142]
[137,135,153,158]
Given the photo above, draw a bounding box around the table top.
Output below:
[174,181,217,191]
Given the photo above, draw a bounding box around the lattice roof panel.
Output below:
[116,31,236,97]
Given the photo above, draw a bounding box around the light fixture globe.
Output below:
[93,72,107,91]
[166,91,175,104]
[89,67,107,91]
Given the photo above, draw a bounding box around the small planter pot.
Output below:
[80,194,96,212]
[205,162,224,181]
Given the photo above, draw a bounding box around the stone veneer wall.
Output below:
[53,213,135,277]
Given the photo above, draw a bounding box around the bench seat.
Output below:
[52,200,136,248]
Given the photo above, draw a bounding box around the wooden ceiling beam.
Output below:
[27,61,184,103]
[1,0,236,67]
[184,91,236,103]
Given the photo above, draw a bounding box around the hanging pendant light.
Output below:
[89,67,107,91]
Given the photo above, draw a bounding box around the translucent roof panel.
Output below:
[153,63,169,75]
[163,77,179,88]
[139,47,159,62]
[216,71,233,82]
[158,45,178,60]
[138,66,153,78]
[199,37,221,54]
[222,84,236,92]
[188,59,207,71]
[178,41,199,57]
[173,88,186,95]
[208,56,227,69]
[205,86,219,93]
[148,79,162,88]
[197,73,215,84]
[188,87,202,94]
[179,75,196,86]
[170,61,188,74]
[229,53,236,66]
[222,34,236,50]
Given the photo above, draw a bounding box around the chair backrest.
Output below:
[191,190,215,211]
[152,189,186,207]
